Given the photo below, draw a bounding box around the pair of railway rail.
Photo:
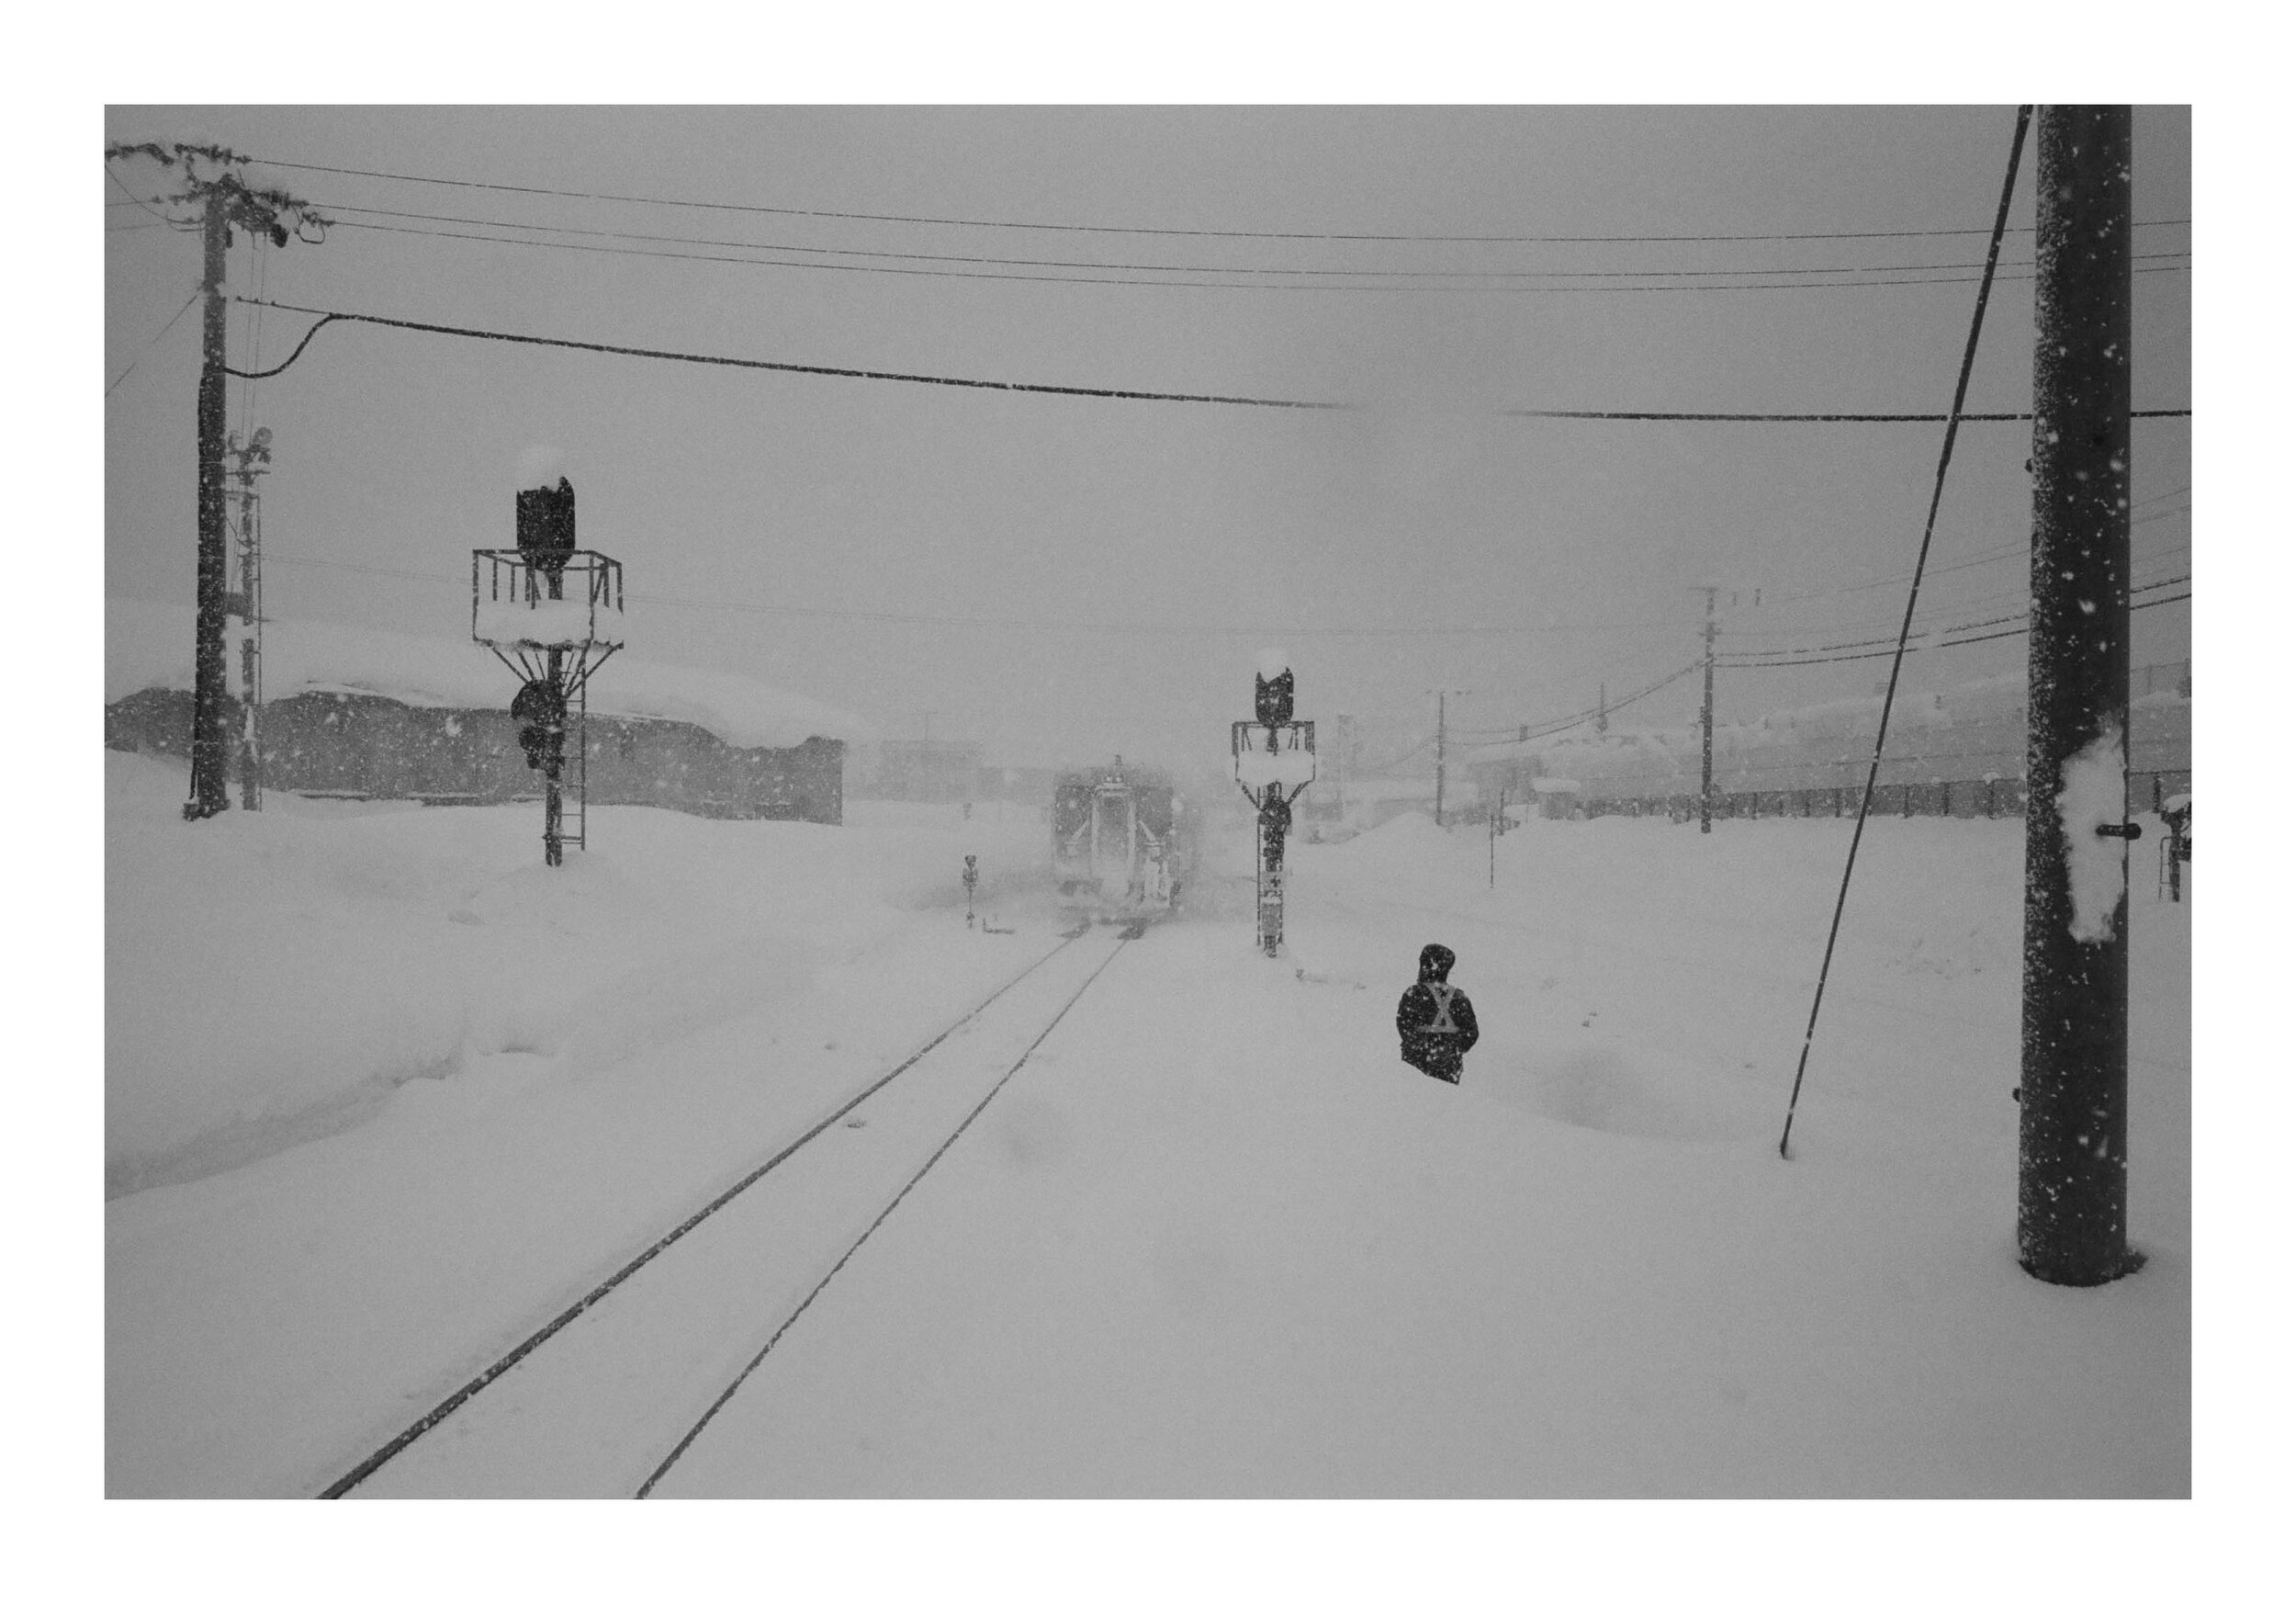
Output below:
[317,913,1154,1499]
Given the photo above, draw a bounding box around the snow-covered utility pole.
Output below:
[105,142,324,821]
[2020,106,2139,1287]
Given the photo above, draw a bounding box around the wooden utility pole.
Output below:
[2019,106,2139,1287]
[188,193,232,819]
[107,143,322,820]
[1435,690,1447,826]
[1698,587,1719,833]
[1489,786,1502,887]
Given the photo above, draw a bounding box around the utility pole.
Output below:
[1698,586,1719,833]
[106,143,323,821]
[1489,786,1502,887]
[226,428,272,810]
[2020,106,2139,1288]
[191,188,231,819]
[1435,690,1447,826]
[1596,683,1608,735]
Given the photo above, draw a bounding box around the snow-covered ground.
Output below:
[107,751,2188,1502]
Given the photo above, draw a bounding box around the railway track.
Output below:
[318,917,1148,1498]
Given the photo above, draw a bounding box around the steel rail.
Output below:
[316,920,1096,1497]
[636,923,1142,1497]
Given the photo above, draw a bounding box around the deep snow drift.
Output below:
[107,755,2188,1497]
[104,758,1041,1195]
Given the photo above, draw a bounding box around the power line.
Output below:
[1721,587,2189,670]
[1499,397,2191,422]
[106,165,192,231]
[307,197,2193,284]
[231,295,2195,424]
[246,152,2192,248]
[1463,662,1704,747]
[261,553,1698,638]
[1725,502,2192,616]
[1720,572,2189,661]
[106,288,201,396]
[1728,541,2032,612]
[327,214,2191,296]
[1722,540,2190,641]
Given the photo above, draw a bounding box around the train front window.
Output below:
[1093,791,1133,855]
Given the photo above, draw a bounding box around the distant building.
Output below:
[1461,743,1543,819]
[104,601,873,825]
[106,688,849,823]
[1458,672,2191,820]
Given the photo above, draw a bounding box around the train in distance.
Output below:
[1051,762,1199,921]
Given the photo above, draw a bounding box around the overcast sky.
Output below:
[104,106,2189,774]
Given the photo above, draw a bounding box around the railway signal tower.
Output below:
[1234,651,1315,957]
[474,474,625,866]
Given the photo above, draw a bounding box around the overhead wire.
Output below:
[1724,501,2193,616]
[229,295,2193,424]
[106,288,201,397]
[1721,585,2190,670]
[106,164,193,231]
[1458,662,1705,748]
[1454,634,1728,740]
[260,552,1722,639]
[303,196,2192,285]
[1778,104,2032,1161]
[1725,571,2189,658]
[245,151,2190,248]
[324,214,2190,296]
[1718,570,2192,658]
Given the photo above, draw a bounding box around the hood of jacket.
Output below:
[1417,943,1455,983]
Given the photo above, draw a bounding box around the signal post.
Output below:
[1235,651,1315,957]
[475,472,625,867]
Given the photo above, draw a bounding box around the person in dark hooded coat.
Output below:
[1396,943,1479,1084]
